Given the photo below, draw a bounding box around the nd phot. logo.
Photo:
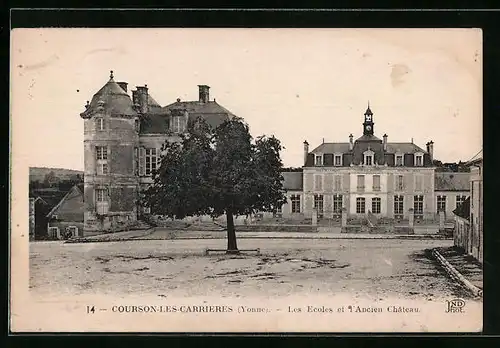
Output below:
[445,299,466,313]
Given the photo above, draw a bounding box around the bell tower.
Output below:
[363,101,374,136]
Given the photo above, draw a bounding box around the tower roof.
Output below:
[80,71,138,118]
[364,101,373,116]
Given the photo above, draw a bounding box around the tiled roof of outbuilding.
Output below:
[282,171,303,190]
[435,172,470,191]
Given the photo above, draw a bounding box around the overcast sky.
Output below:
[11,28,482,171]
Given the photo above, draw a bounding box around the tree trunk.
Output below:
[226,209,239,254]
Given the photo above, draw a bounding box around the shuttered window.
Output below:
[373,175,381,191]
[139,147,146,176]
[334,175,342,191]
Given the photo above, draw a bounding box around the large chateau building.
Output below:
[80,71,236,233]
[278,105,469,221]
[79,71,469,234]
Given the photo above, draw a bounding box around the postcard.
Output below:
[10,27,483,333]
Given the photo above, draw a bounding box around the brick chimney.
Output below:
[303,140,309,166]
[198,85,210,103]
[427,140,434,161]
[117,82,128,93]
[383,134,388,151]
[133,85,149,114]
[349,134,354,150]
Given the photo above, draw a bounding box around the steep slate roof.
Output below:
[453,196,470,220]
[386,142,427,154]
[351,135,385,165]
[435,172,470,191]
[311,143,351,154]
[82,72,237,134]
[141,100,236,134]
[80,76,138,118]
[282,171,303,190]
[163,100,236,127]
[312,141,426,155]
[163,100,237,117]
[46,184,84,218]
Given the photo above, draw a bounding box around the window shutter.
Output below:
[134,147,139,175]
[107,145,111,174]
[94,146,98,175]
[139,147,146,176]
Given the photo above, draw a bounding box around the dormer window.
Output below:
[363,150,374,166]
[315,155,323,166]
[395,154,404,166]
[334,154,342,166]
[414,153,424,167]
[171,116,186,133]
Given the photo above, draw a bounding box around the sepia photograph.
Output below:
[10,27,482,332]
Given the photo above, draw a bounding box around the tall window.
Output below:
[414,174,423,192]
[96,188,108,202]
[456,195,467,209]
[315,155,323,166]
[314,174,323,191]
[314,194,324,217]
[95,117,105,131]
[414,195,424,217]
[415,154,423,166]
[334,155,342,166]
[371,197,381,214]
[437,195,447,212]
[356,197,366,214]
[291,195,301,213]
[395,175,404,191]
[357,175,365,192]
[96,146,107,160]
[333,175,342,191]
[394,195,404,217]
[372,175,381,191]
[396,155,403,166]
[145,148,158,176]
[96,146,108,175]
[333,194,343,214]
[135,119,140,132]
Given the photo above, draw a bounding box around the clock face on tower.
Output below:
[366,125,372,131]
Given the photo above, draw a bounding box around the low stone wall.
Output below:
[341,225,415,234]
[235,225,316,232]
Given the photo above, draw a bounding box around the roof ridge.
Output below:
[46,185,81,218]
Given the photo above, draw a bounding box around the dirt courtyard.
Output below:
[28,238,474,302]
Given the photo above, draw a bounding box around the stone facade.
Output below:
[80,71,236,234]
[301,105,440,220]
